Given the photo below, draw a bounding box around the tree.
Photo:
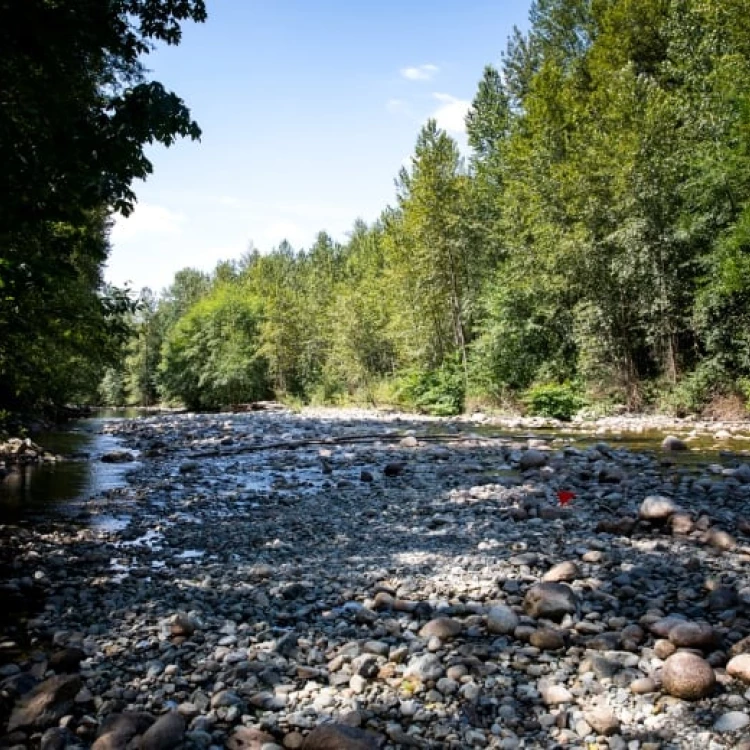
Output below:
[0,0,206,414]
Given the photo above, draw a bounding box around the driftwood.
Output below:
[186,431,512,459]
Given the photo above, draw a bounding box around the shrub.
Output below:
[394,357,465,416]
[522,382,586,421]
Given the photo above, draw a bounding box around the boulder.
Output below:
[661,652,715,700]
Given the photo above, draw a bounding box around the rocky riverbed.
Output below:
[4,407,750,750]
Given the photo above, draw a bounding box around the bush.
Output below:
[659,360,731,416]
[394,358,465,416]
[522,382,586,421]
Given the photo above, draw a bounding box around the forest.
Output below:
[4,0,750,423]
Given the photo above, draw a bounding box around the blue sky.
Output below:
[106,1,532,293]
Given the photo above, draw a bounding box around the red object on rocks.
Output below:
[557,490,576,506]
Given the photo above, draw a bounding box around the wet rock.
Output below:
[661,652,716,700]
[383,462,406,477]
[524,582,578,622]
[301,724,382,749]
[661,435,688,451]
[7,674,82,731]
[101,450,135,463]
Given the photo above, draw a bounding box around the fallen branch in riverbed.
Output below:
[186,432,513,459]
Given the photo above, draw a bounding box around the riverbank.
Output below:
[3,407,750,749]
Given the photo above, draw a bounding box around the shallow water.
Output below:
[0,410,145,522]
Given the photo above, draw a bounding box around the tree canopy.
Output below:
[0,0,206,416]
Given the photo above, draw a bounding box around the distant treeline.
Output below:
[5,2,750,422]
[105,1,750,418]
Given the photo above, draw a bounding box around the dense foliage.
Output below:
[108,0,750,415]
[0,0,205,417]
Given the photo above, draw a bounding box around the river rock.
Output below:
[524,582,578,622]
[726,654,750,682]
[418,617,461,640]
[661,435,688,451]
[487,605,519,635]
[639,495,679,521]
[706,528,737,551]
[404,653,444,681]
[101,450,135,463]
[7,674,82,731]
[530,628,565,650]
[227,727,276,750]
[714,711,750,732]
[301,724,382,749]
[48,647,85,673]
[584,706,620,736]
[139,711,185,750]
[92,713,155,750]
[519,449,547,470]
[668,622,717,650]
[542,561,579,583]
[661,652,716,700]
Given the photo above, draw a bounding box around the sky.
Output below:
[106,0,532,294]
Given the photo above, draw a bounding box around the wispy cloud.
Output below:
[431,92,470,134]
[401,63,439,81]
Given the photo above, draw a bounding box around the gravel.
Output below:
[3,406,750,748]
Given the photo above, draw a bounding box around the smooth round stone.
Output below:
[529,628,565,651]
[630,677,657,694]
[654,639,677,659]
[540,683,573,705]
[639,496,679,521]
[661,652,716,700]
[668,622,716,650]
[487,605,519,635]
[519,449,547,470]
[419,617,462,640]
[713,711,750,732]
[727,654,750,683]
[706,528,737,551]
[542,561,580,583]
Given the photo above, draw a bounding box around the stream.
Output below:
[0,409,145,523]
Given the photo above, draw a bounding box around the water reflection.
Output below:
[0,410,145,522]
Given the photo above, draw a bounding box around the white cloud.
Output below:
[110,203,186,242]
[431,92,470,135]
[401,64,439,81]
